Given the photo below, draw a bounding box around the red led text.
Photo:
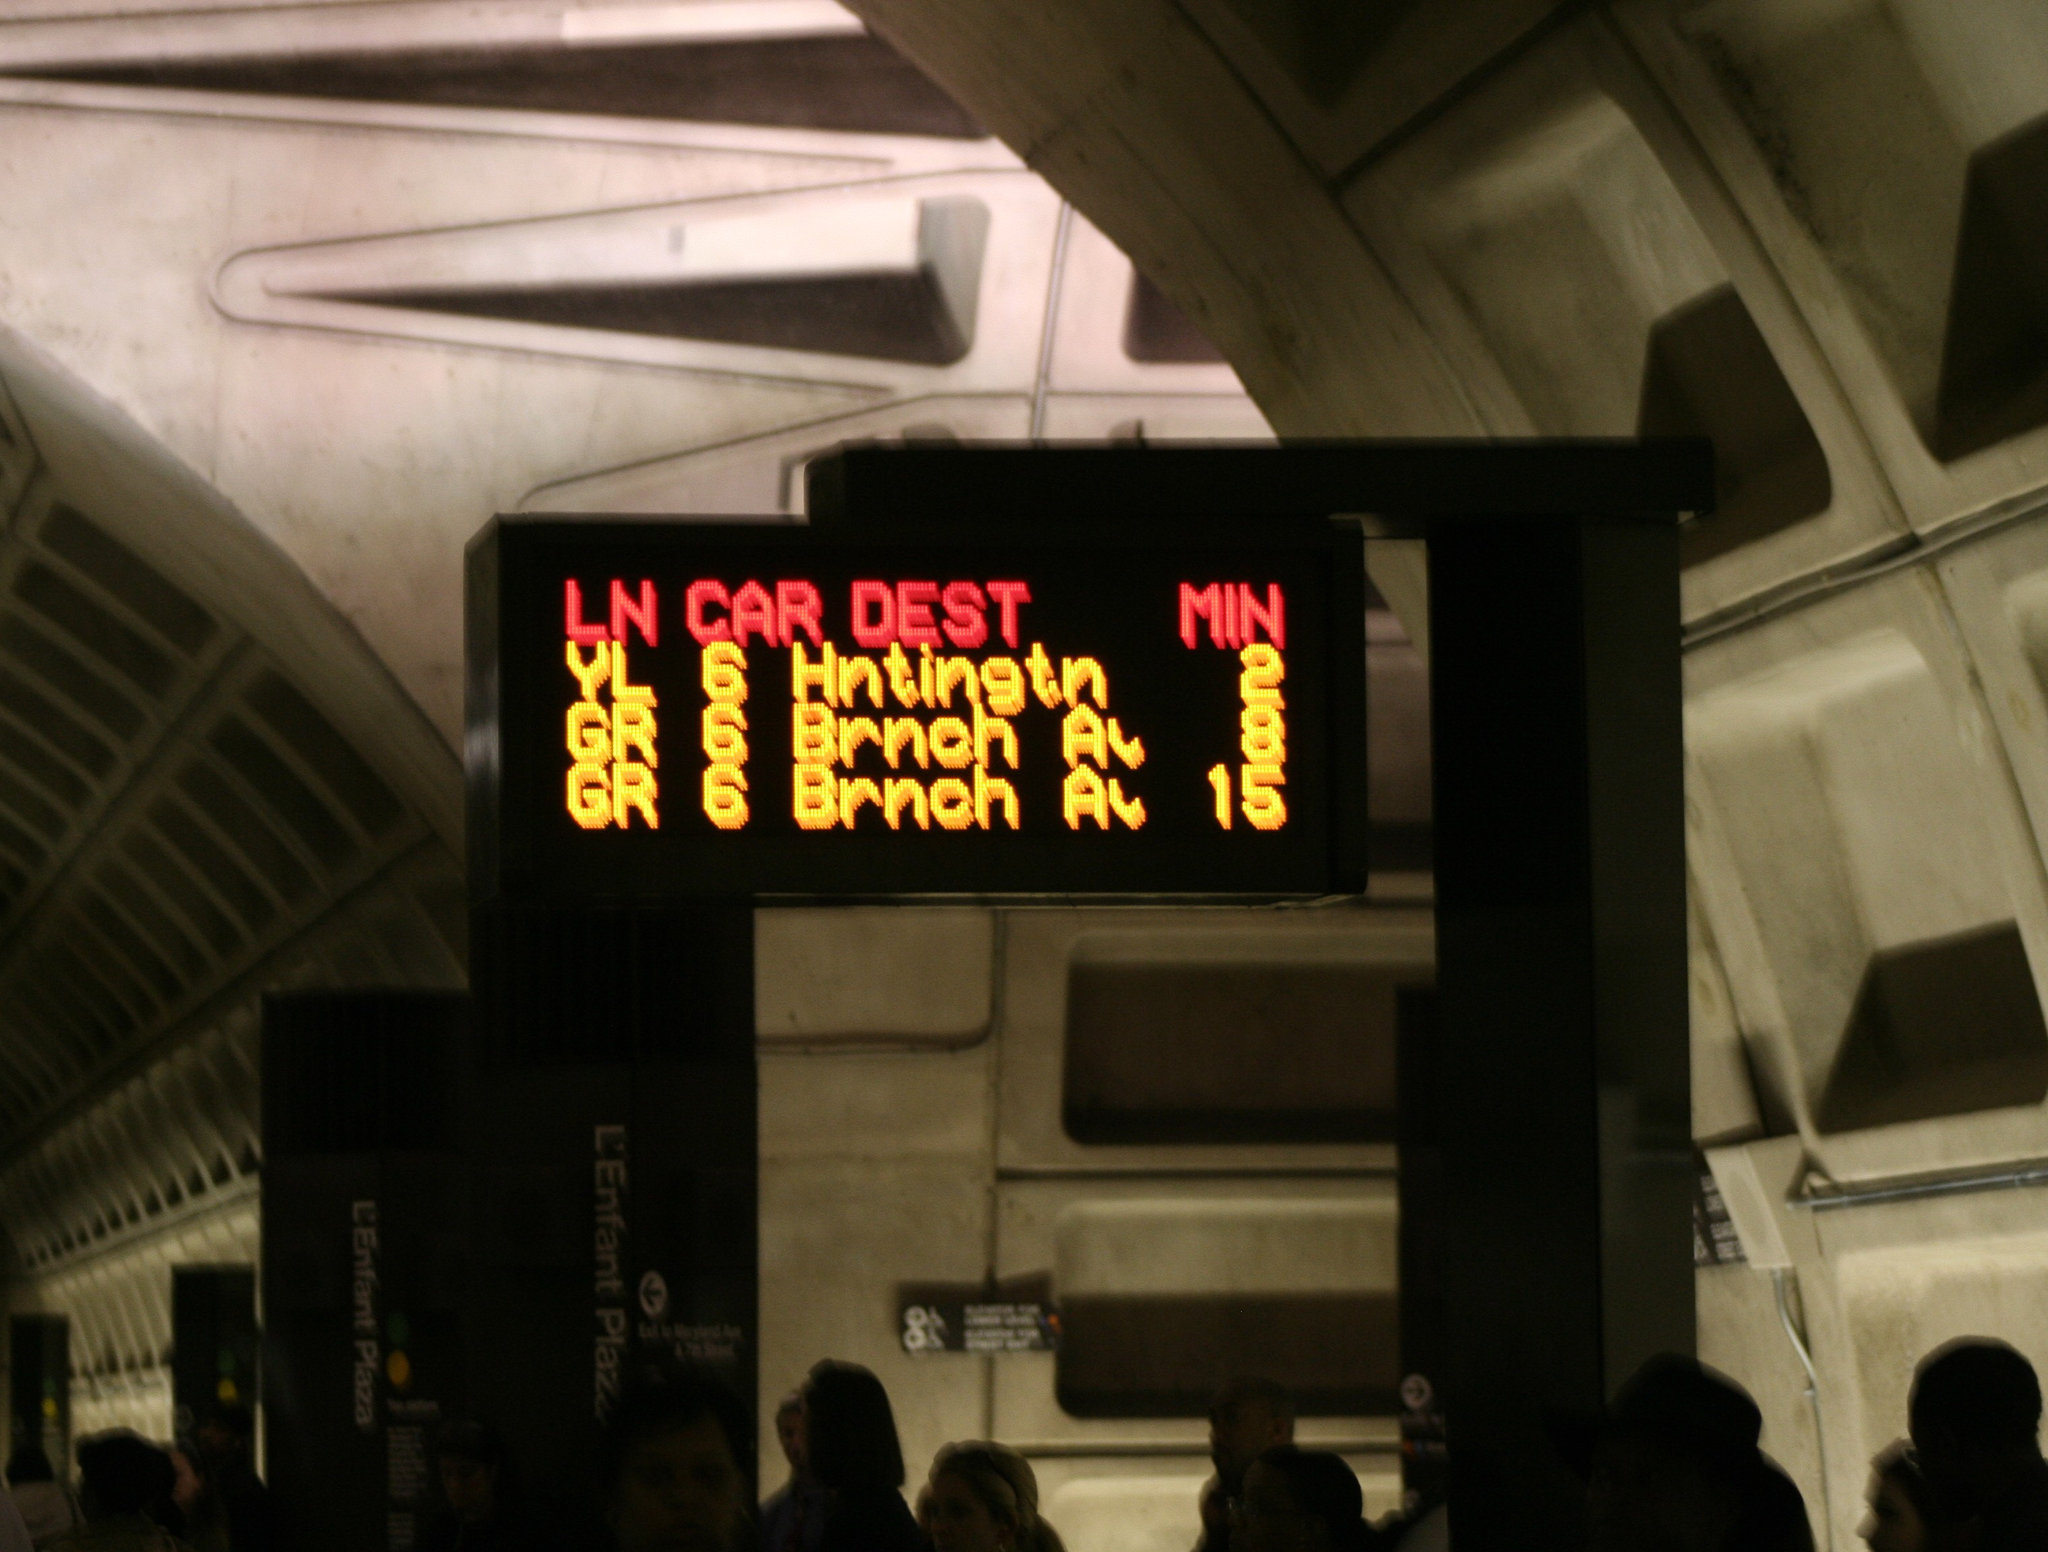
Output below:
[686,579,824,648]
[566,579,661,646]
[850,580,1029,650]
[1179,583,1284,650]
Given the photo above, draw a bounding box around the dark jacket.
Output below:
[209,1465,274,1552]
[419,1509,550,1552]
[815,1488,924,1552]
[1975,1457,2048,1552]
[761,1479,828,1552]
[44,1515,188,1551]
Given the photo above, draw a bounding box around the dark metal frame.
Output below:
[460,439,1712,1552]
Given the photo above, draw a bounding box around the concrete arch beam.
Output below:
[841,0,1499,643]
[844,0,1481,444]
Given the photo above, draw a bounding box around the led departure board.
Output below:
[468,517,1365,899]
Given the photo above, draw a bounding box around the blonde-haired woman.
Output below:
[925,1443,1067,1552]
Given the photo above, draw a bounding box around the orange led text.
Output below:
[565,638,659,829]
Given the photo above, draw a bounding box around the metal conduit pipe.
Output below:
[1791,1158,2048,1212]
[1772,1267,1836,1552]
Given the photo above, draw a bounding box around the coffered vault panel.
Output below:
[0,324,465,1359]
[1686,599,2048,1152]
[1649,0,2047,465]
[16,33,983,139]
[0,0,1266,745]
[1616,0,2048,539]
[1341,16,1906,626]
[0,416,460,1149]
[0,0,1276,1467]
[24,2,2048,1543]
[815,2,2048,1545]
[0,6,1270,1089]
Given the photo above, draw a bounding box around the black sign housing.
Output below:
[469,514,1367,901]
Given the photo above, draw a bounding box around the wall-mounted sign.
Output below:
[899,1278,1059,1354]
[469,519,1366,899]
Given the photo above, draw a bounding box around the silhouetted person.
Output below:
[1196,1379,1296,1552]
[1910,1338,2048,1552]
[1586,1354,1812,1552]
[925,1442,1065,1552]
[191,1405,270,1552]
[600,1361,754,1552]
[1232,1448,1375,1552]
[762,1392,825,1552]
[136,1447,182,1542]
[1861,1440,1944,1552]
[166,1443,225,1552]
[1375,1505,1444,1552]
[47,1432,188,1551]
[7,1442,78,1545]
[423,1419,543,1552]
[804,1361,923,1552]
[0,1477,30,1552]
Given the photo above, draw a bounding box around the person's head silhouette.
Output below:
[1588,1355,1812,1552]
[1909,1338,2044,1519]
[804,1360,905,1494]
[1209,1378,1296,1495]
[74,1432,170,1523]
[1233,1447,1367,1552]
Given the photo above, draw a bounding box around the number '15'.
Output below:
[1208,763,1285,829]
